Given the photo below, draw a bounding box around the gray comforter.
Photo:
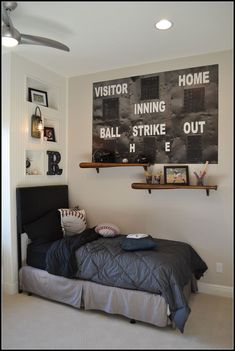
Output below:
[74,235,207,332]
[46,231,207,332]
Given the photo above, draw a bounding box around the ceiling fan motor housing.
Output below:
[3,2,18,11]
[2,24,21,42]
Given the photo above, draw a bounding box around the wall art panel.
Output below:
[92,64,218,164]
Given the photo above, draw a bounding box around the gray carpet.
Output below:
[1,291,233,349]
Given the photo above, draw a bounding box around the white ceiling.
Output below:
[2,1,233,77]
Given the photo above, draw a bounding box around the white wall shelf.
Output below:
[25,150,44,176]
[25,75,63,179]
[26,76,59,110]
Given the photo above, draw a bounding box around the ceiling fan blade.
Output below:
[20,34,70,52]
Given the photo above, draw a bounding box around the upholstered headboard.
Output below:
[16,185,69,274]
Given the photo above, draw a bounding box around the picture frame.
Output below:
[164,166,189,185]
[28,88,48,107]
[44,127,56,142]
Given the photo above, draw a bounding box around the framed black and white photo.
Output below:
[44,127,56,142]
[164,166,189,185]
[28,88,48,107]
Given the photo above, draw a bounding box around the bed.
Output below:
[16,185,207,333]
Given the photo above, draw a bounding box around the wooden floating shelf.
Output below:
[79,162,148,173]
[131,183,218,196]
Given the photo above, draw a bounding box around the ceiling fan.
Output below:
[2,1,70,51]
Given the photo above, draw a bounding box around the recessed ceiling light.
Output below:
[155,19,173,30]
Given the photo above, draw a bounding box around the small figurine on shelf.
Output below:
[26,157,31,175]
[152,171,162,184]
[144,170,152,184]
[194,161,209,186]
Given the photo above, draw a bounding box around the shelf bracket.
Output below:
[96,168,100,173]
[148,189,151,194]
[206,189,209,196]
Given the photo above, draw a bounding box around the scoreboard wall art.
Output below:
[92,64,218,164]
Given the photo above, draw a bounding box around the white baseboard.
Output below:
[3,281,18,295]
[198,282,233,298]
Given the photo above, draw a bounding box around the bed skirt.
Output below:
[19,266,195,328]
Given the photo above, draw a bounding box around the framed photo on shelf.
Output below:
[164,166,189,185]
[44,127,56,142]
[28,88,48,107]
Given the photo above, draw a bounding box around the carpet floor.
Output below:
[2,291,233,349]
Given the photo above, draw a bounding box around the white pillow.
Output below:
[95,223,120,237]
[58,208,87,235]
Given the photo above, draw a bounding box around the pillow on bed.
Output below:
[58,208,87,235]
[95,223,120,237]
[121,237,157,251]
[24,209,63,244]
